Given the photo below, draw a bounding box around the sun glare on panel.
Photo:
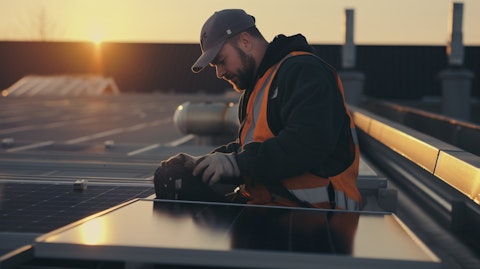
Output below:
[80,218,108,245]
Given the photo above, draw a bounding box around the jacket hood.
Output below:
[256,34,315,78]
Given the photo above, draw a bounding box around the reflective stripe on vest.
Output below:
[239,58,283,145]
[239,51,361,210]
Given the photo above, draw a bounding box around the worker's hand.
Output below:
[160,153,201,169]
[192,152,240,186]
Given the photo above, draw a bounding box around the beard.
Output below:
[226,45,256,92]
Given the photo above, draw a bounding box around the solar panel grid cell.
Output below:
[0,182,154,233]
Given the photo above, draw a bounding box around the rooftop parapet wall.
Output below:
[0,41,478,98]
[362,100,480,155]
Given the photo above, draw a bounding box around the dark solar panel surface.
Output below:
[0,182,153,233]
[32,199,440,269]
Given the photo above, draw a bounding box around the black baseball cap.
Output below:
[191,9,256,73]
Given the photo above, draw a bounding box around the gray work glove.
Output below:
[160,153,201,169]
[192,152,240,186]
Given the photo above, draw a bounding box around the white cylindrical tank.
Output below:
[174,101,239,136]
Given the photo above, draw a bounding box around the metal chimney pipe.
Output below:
[342,9,355,69]
[447,2,464,66]
[439,2,474,121]
[339,8,365,105]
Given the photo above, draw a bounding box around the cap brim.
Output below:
[191,40,225,73]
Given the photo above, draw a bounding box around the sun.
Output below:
[90,27,105,45]
[92,37,103,45]
[91,34,103,45]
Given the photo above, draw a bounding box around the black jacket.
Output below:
[214,34,355,184]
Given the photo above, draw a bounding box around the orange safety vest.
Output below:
[239,51,361,210]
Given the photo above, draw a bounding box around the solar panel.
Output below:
[0,182,154,233]
[34,199,440,269]
[3,75,120,97]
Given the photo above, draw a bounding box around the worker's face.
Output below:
[210,41,255,92]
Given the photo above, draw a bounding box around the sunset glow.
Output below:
[0,0,479,45]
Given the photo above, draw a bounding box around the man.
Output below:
[156,9,361,210]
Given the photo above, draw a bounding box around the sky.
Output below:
[0,0,479,46]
